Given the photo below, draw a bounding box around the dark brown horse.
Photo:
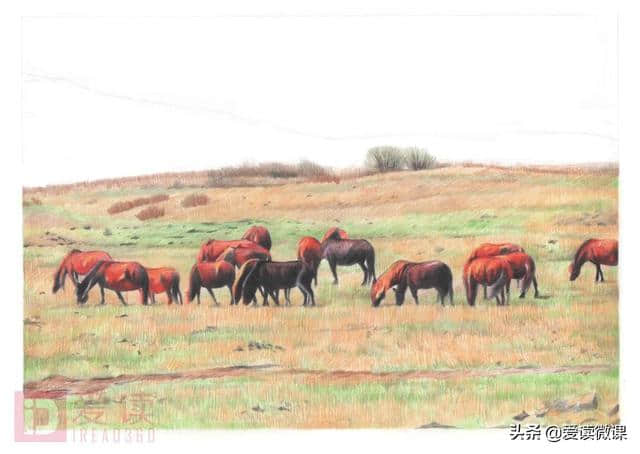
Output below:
[496,252,539,298]
[297,236,322,286]
[241,225,272,250]
[569,239,618,282]
[371,260,453,307]
[218,245,271,267]
[197,239,257,262]
[52,249,112,293]
[76,261,149,305]
[146,267,183,305]
[232,259,315,306]
[187,261,235,305]
[463,257,512,306]
[321,234,376,286]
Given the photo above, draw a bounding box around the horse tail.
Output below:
[487,270,508,299]
[233,259,261,305]
[138,267,149,304]
[366,246,377,284]
[76,260,105,302]
[187,264,200,303]
[520,256,535,296]
[444,265,454,305]
[52,258,68,294]
[172,272,183,304]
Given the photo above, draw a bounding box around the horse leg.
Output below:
[206,288,219,306]
[227,284,234,305]
[99,285,105,305]
[115,291,127,306]
[483,284,488,300]
[358,262,368,286]
[149,291,156,305]
[166,290,173,305]
[410,285,419,305]
[595,263,603,282]
[328,259,339,285]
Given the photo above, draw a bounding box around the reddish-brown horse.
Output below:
[297,236,322,286]
[146,267,183,305]
[197,239,257,262]
[371,260,453,307]
[218,245,271,268]
[321,227,349,243]
[76,261,149,305]
[241,225,272,250]
[467,242,524,262]
[496,252,539,298]
[569,239,618,282]
[463,257,513,306]
[187,261,236,305]
[52,249,112,293]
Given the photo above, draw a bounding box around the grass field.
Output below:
[22,164,619,429]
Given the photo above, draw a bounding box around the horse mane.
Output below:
[69,249,82,254]
[572,239,595,265]
[76,260,107,300]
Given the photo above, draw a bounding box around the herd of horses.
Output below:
[51,225,618,308]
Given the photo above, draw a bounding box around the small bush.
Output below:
[181,193,210,208]
[404,147,437,170]
[107,194,169,214]
[365,146,405,172]
[136,205,165,221]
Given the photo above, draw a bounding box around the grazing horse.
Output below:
[321,236,376,286]
[232,259,315,306]
[76,261,149,305]
[218,245,271,268]
[371,260,453,307]
[52,249,112,293]
[321,227,349,243]
[297,236,322,286]
[241,225,272,250]
[146,267,183,305]
[197,239,257,262]
[496,252,539,298]
[569,239,618,282]
[463,257,513,306]
[187,261,235,305]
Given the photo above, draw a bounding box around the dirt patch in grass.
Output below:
[24,364,612,399]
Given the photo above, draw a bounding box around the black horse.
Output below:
[232,259,315,306]
[321,231,376,286]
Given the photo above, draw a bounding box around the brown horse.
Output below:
[321,227,349,243]
[321,234,376,286]
[466,242,523,299]
[187,261,236,305]
[496,252,539,298]
[297,236,322,286]
[146,267,183,305]
[218,245,271,267]
[371,260,453,307]
[232,259,315,306]
[241,225,272,250]
[463,257,513,306]
[569,239,618,282]
[197,239,257,262]
[76,261,149,305]
[52,249,112,293]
